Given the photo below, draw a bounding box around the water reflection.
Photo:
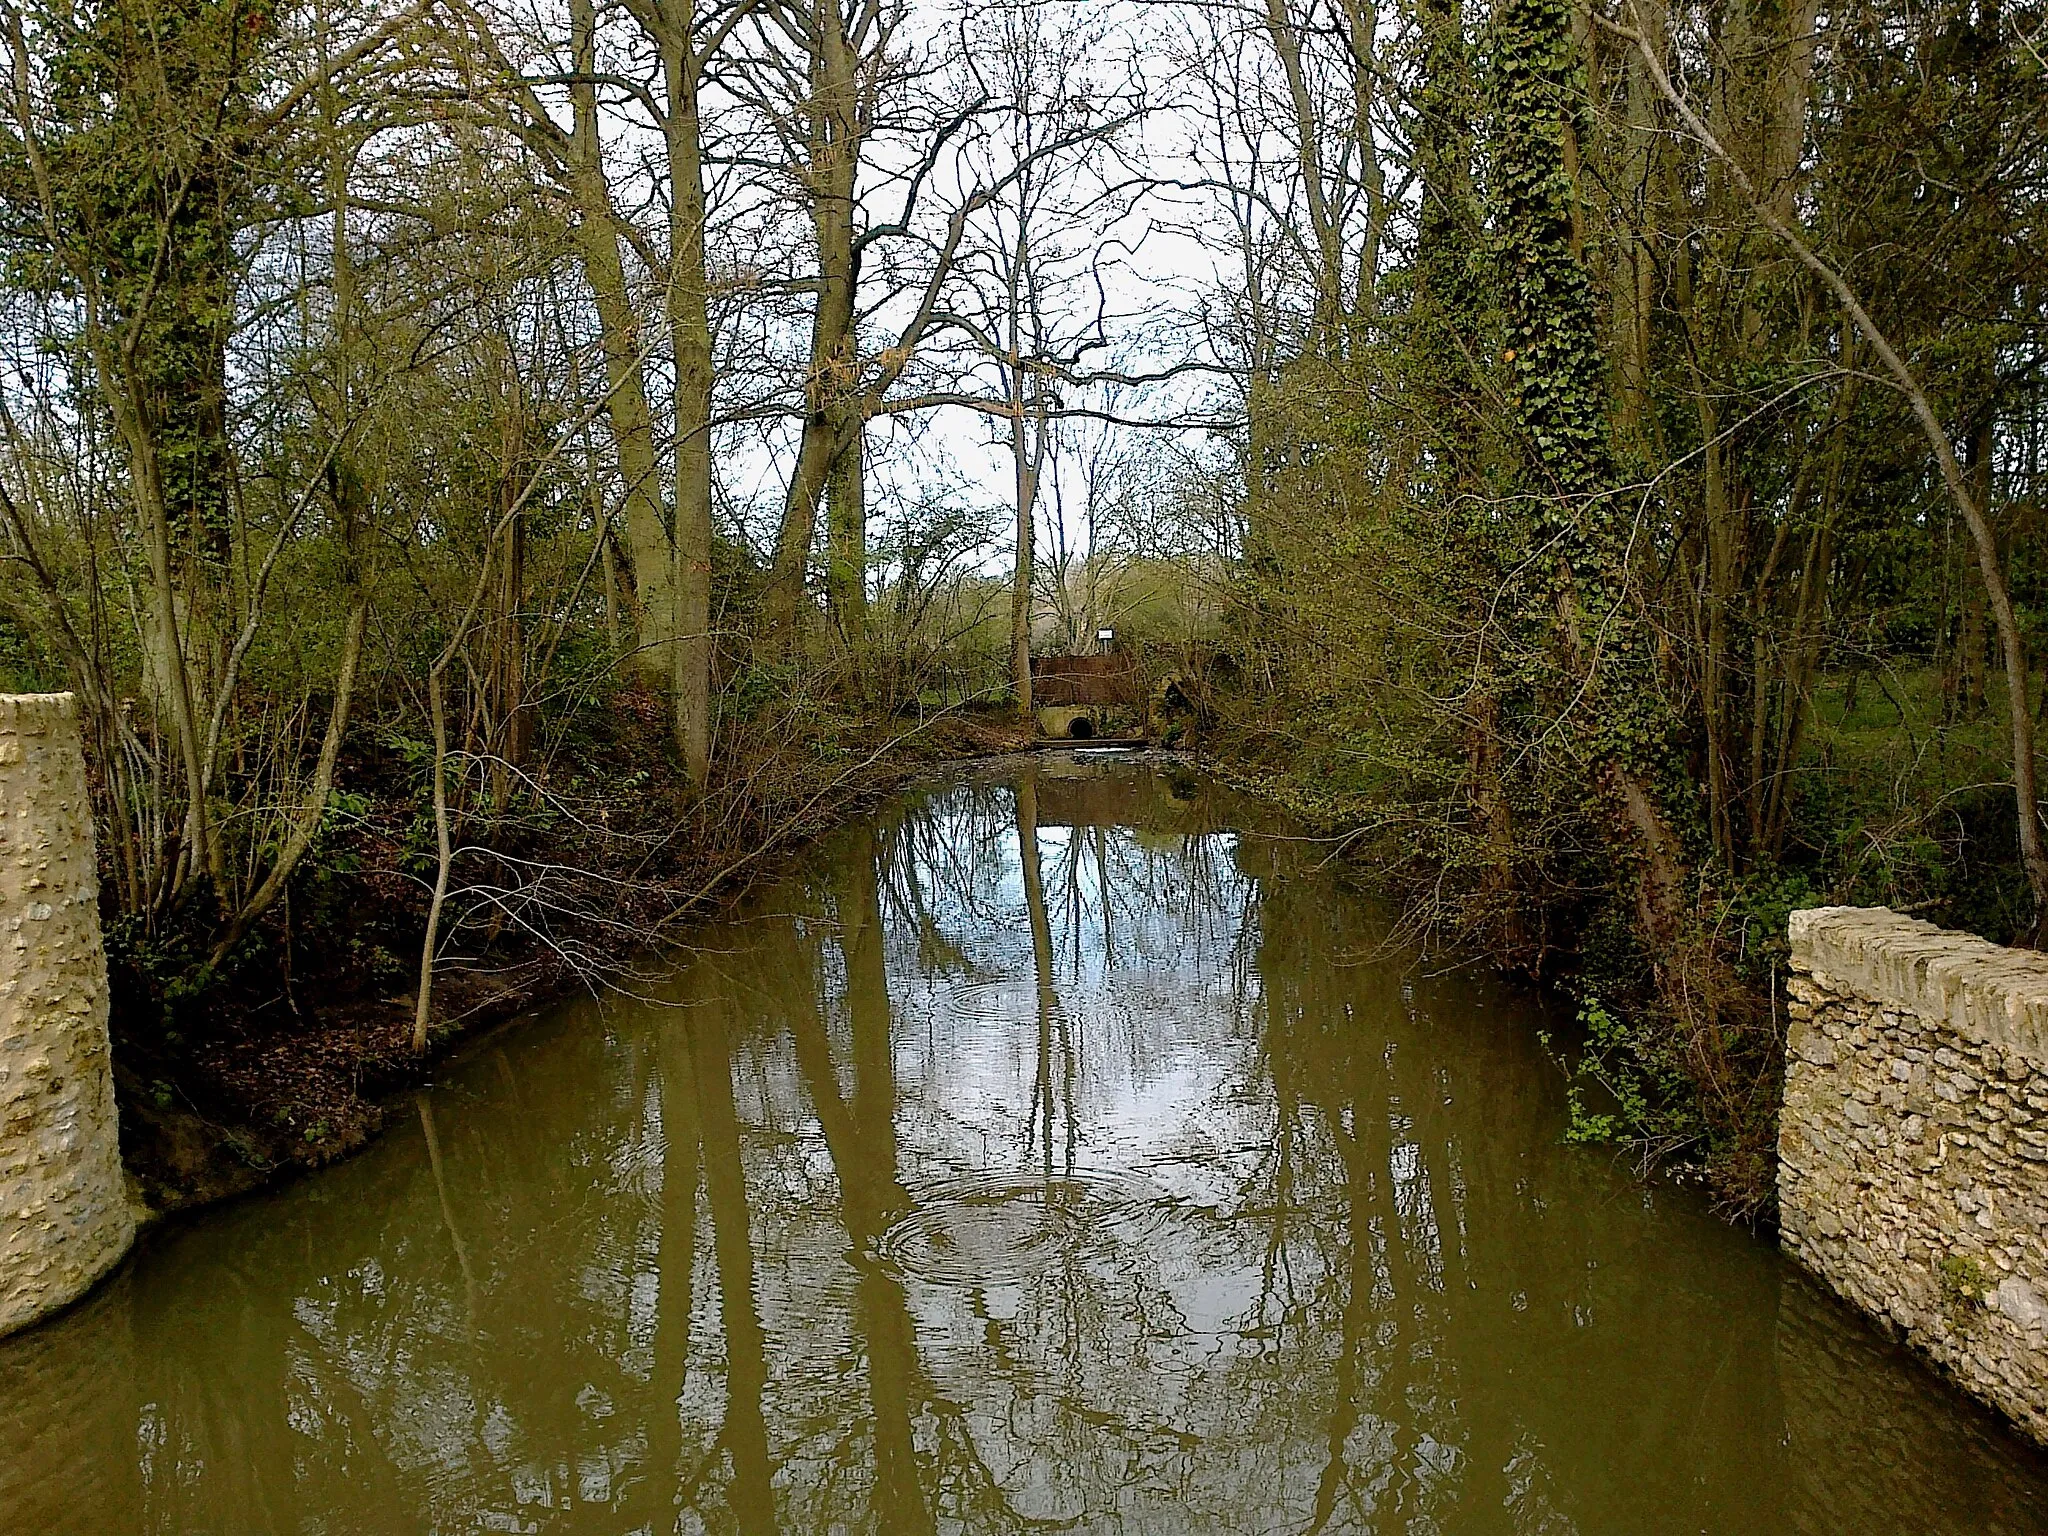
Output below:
[5,758,2047,1534]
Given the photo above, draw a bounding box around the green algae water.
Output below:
[5,756,2047,1534]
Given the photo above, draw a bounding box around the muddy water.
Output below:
[5,757,2048,1535]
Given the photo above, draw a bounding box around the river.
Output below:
[4,755,2046,1533]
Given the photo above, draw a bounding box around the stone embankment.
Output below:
[0,693,132,1337]
[1783,906,2048,1443]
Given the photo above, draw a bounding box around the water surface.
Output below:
[5,758,2047,1533]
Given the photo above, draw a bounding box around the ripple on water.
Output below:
[945,977,1037,1026]
[876,1168,1172,1287]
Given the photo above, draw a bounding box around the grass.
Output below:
[1792,664,2033,944]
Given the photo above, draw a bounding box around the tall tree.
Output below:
[1491,0,1689,943]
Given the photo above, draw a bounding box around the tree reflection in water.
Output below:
[3,759,2047,1534]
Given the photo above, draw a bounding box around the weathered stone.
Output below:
[0,694,131,1338]
[1784,907,2048,1446]
[1793,1023,1837,1067]
[1997,1276,2048,1334]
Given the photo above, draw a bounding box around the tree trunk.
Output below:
[209,597,366,966]
[1260,0,1345,351]
[1008,365,1046,717]
[570,0,676,685]
[826,411,867,647]
[1961,418,1994,718]
[767,0,862,643]
[116,377,219,901]
[662,0,715,782]
[1497,0,1693,947]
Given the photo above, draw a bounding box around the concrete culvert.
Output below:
[1069,715,1095,740]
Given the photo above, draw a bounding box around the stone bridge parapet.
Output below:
[1783,906,2048,1443]
[0,693,131,1337]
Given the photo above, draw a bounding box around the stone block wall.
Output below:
[0,693,132,1336]
[1782,906,2048,1444]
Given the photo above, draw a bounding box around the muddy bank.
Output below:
[111,702,1042,1220]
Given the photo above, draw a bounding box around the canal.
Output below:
[4,756,2046,1533]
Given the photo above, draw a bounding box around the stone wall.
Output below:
[1781,906,2048,1444]
[0,693,132,1336]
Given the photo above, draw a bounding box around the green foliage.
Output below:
[1548,996,1703,1150]
[0,611,66,692]
[1487,0,1609,502]
[16,0,284,570]
[1724,871,1823,987]
[104,908,217,1037]
[1213,0,2048,1227]
[1937,1252,1991,1325]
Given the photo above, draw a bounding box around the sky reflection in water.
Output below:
[4,758,2047,1534]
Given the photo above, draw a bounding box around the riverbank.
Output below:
[1190,656,2048,1226]
[1185,721,1780,1217]
[112,699,1040,1220]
